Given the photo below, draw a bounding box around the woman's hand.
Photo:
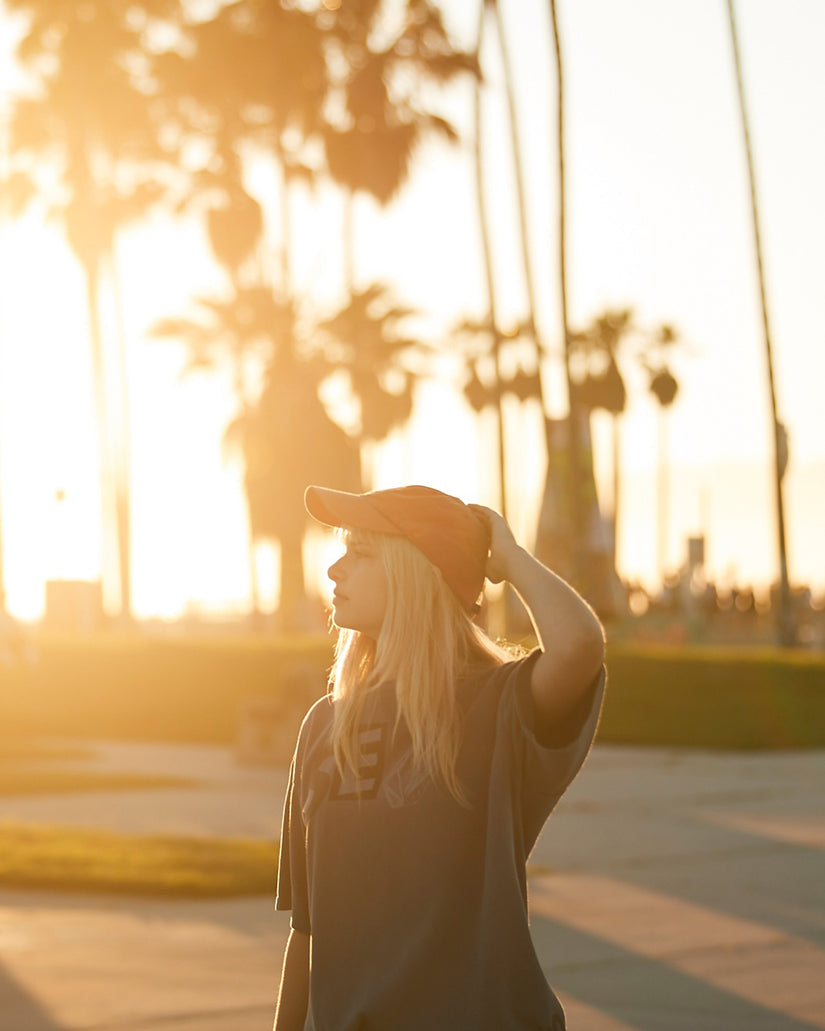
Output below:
[469,504,523,585]
[471,501,605,735]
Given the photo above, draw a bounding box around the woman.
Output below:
[274,484,605,1031]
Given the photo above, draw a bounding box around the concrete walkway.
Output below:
[1,740,824,1030]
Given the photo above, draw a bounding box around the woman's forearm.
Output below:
[273,928,310,1031]
[473,505,604,725]
[506,545,603,650]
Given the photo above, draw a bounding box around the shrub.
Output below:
[2,634,823,751]
[599,643,825,748]
[0,633,333,757]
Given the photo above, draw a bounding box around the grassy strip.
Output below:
[0,822,278,898]
[0,770,196,797]
[0,739,98,762]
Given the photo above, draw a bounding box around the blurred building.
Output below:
[44,580,103,632]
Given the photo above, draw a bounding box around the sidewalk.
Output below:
[1,740,824,1030]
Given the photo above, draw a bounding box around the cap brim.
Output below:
[304,486,400,535]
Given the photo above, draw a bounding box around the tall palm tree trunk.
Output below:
[0,113,8,617]
[0,403,5,616]
[656,406,669,581]
[611,413,621,570]
[279,529,305,632]
[275,138,293,294]
[0,341,6,616]
[83,255,118,620]
[107,246,133,621]
[339,189,374,491]
[474,2,508,519]
[342,189,356,297]
[489,0,547,408]
[725,0,794,645]
[547,0,585,583]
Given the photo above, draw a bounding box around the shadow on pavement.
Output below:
[533,916,823,1031]
[611,818,825,952]
[0,963,64,1031]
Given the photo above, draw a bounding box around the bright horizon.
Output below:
[0,0,824,622]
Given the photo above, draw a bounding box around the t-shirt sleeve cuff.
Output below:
[289,914,311,934]
[514,657,606,752]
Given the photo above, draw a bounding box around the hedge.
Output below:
[600,642,825,749]
[0,634,333,758]
[1,634,824,752]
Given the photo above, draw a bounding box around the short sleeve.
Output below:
[275,745,311,933]
[499,655,606,850]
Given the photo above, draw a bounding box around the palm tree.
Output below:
[569,309,633,570]
[150,2,447,622]
[725,0,794,645]
[316,1,479,489]
[546,0,594,591]
[471,0,508,518]
[225,333,362,632]
[320,0,477,291]
[151,0,328,296]
[640,324,680,584]
[485,0,548,400]
[481,0,594,592]
[0,108,11,619]
[152,285,362,629]
[149,2,330,620]
[315,283,426,484]
[6,0,176,620]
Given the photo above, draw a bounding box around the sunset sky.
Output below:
[0,0,823,621]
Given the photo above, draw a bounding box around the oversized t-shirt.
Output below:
[276,651,605,1031]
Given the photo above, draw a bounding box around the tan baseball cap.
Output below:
[305,484,490,612]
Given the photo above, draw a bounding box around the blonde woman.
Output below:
[274,485,606,1031]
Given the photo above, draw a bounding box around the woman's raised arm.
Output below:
[472,505,605,729]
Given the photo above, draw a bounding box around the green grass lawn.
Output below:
[0,822,278,897]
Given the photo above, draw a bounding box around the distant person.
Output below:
[274,484,606,1031]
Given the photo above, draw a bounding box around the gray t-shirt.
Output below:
[276,650,605,1031]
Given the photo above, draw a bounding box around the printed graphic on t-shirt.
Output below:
[329,723,387,800]
[303,721,431,814]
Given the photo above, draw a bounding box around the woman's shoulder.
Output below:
[297,693,335,744]
[458,646,539,702]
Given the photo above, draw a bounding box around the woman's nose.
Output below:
[328,556,344,582]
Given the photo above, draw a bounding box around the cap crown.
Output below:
[305,485,489,612]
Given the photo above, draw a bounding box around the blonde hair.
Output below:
[328,529,511,802]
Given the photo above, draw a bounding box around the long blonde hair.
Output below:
[328,529,511,801]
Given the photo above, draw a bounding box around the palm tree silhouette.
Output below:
[480,0,593,592]
[6,0,176,620]
[570,309,633,571]
[152,0,327,294]
[149,3,439,621]
[319,0,476,288]
[152,285,362,630]
[0,107,11,619]
[546,0,586,561]
[642,324,680,584]
[314,1,478,490]
[469,1,509,518]
[315,283,427,486]
[485,0,548,404]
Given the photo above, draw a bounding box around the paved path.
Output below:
[1,740,824,1030]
